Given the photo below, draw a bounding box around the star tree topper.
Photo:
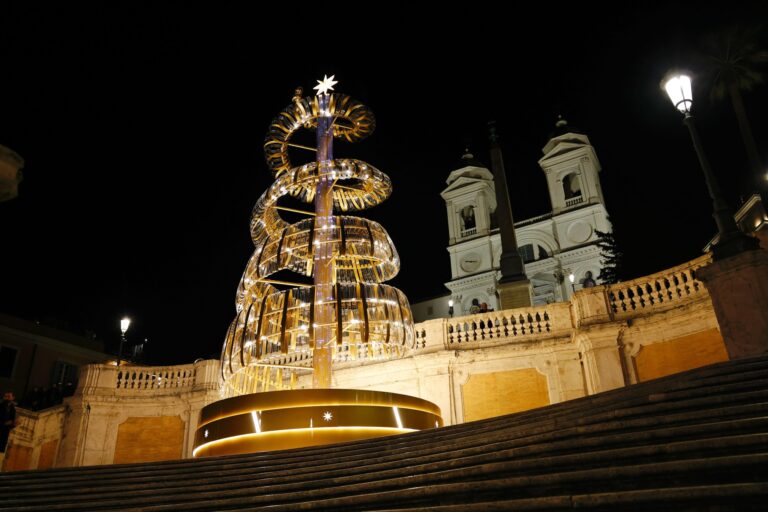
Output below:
[314,74,338,96]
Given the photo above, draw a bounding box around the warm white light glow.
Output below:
[393,406,403,429]
[120,317,131,334]
[448,300,454,307]
[664,74,693,113]
[251,411,261,433]
[192,426,416,458]
[568,273,575,284]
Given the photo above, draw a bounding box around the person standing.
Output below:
[0,391,17,469]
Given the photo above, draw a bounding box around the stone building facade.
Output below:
[412,121,611,321]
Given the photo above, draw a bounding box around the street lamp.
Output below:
[568,273,576,292]
[118,317,131,366]
[663,73,758,259]
[448,299,454,318]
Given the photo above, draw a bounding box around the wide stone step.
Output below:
[372,483,768,511]
[1,356,767,511]
[6,411,767,501]
[110,454,766,512]
[5,432,766,510]
[6,357,764,486]
[5,453,768,512]
[3,385,765,493]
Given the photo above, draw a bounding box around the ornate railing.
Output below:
[116,365,197,392]
[446,303,572,345]
[414,327,428,349]
[565,196,584,207]
[461,227,477,237]
[605,254,712,317]
[434,256,716,348]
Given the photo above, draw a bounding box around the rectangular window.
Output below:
[519,244,535,264]
[0,345,18,379]
[52,361,78,386]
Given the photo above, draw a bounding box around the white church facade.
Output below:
[412,120,612,320]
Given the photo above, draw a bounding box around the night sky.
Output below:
[2,3,767,364]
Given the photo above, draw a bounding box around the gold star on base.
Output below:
[314,75,338,96]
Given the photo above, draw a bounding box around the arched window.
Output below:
[562,173,582,199]
[460,205,476,230]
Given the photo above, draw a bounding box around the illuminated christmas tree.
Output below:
[193,77,442,457]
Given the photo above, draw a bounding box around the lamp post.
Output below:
[118,317,131,367]
[448,299,454,318]
[568,273,576,293]
[663,74,758,260]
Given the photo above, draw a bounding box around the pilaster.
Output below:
[575,321,628,394]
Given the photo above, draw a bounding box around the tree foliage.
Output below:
[595,220,623,285]
[698,25,768,177]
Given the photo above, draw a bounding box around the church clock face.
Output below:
[460,253,481,273]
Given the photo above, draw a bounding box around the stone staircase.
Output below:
[1,355,767,511]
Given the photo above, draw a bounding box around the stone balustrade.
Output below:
[434,255,715,349]
[565,195,584,207]
[116,366,197,392]
[78,359,220,397]
[604,254,711,318]
[445,302,572,345]
[66,258,717,403]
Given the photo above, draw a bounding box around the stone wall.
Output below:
[3,254,729,470]
[297,254,724,424]
[3,359,220,471]
[3,405,65,471]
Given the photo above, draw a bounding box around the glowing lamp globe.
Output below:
[664,74,693,114]
[120,317,131,334]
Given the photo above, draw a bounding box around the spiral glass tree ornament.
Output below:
[193,79,442,458]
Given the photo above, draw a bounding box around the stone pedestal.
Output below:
[697,249,768,359]
[497,279,532,310]
[572,287,612,327]
[576,322,628,394]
